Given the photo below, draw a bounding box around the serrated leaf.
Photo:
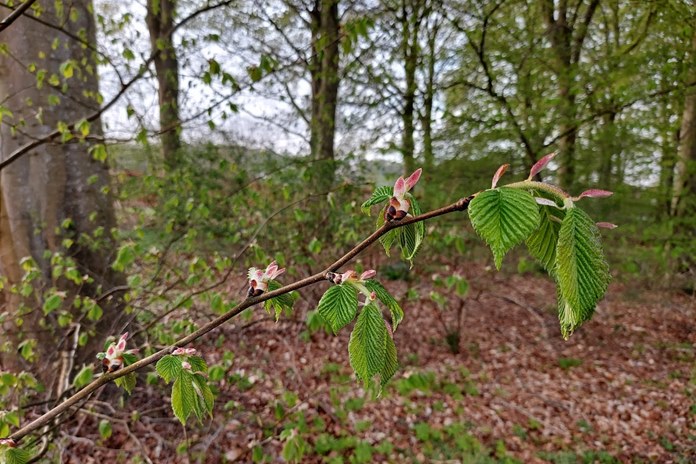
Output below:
[188,356,207,374]
[317,285,358,334]
[526,206,564,274]
[4,447,34,464]
[364,280,403,331]
[349,303,387,387]
[192,373,214,417]
[114,372,136,394]
[468,187,541,269]
[267,280,295,308]
[171,370,196,425]
[361,185,393,214]
[398,223,419,265]
[157,355,182,383]
[555,207,610,339]
[381,331,398,389]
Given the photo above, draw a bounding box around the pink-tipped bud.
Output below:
[574,189,613,200]
[491,164,510,189]
[596,222,618,229]
[360,270,376,281]
[528,152,557,180]
[0,438,16,447]
[404,168,422,191]
[181,361,192,370]
[369,291,377,301]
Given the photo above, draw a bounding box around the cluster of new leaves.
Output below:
[155,350,214,425]
[467,156,613,338]
[317,274,403,392]
[361,169,425,266]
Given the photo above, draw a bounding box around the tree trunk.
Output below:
[0,0,124,389]
[309,0,340,193]
[421,10,438,170]
[400,0,421,175]
[146,0,182,169]
[671,26,696,219]
[541,0,599,189]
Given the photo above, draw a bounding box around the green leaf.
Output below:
[381,332,398,389]
[555,207,610,339]
[361,185,393,214]
[317,284,358,334]
[188,356,207,374]
[4,447,34,464]
[156,355,182,384]
[98,419,112,439]
[191,373,215,417]
[363,280,403,331]
[468,187,540,269]
[72,365,94,389]
[349,303,387,388]
[526,206,564,274]
[42,293,63,314]
[114,372,136,394]
[171,370,196,425]
[398,222,420,265]
[266,280,295,309]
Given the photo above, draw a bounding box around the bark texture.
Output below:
[309,0,340,192]
[0,0,124,387]
[147,0,182,168]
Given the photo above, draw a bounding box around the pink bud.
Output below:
[393,176,407,198]
[528,152,557,180]
[173,348,186,356]
[596,222,618,229]
[404,168,422,190]
[574,189,613,200]
[182,361,192,370]
[491,164,509,189]
[360,270,376,281]
[106,345,115,357]
[0,438,16,447]
[369,291,376,300]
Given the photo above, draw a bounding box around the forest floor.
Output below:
[63,262,696,463]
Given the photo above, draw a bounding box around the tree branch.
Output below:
[0,0,36,33]
[8,195,474,443]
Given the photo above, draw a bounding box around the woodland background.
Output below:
[0,0,695,462]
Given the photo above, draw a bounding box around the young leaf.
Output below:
[349,303,387,388]
[381,330,398,388]
[398,223,420,265]
[317,284,358,334]
[191,373,215,417]
[526,206,564,274]
[171,370,196,425]
[4,447,34,464]
[72,365,94,389]
[363,280,403,330]
[156,355,183,384]
[468,187,540,269]
[555,207,610,338]
[361,185,393,214]
[114,372,136,394]
[188,356,207,374]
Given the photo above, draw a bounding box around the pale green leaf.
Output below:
[526,206,564,274]
[114,372,136,394]
[555,207,610,339]
[468,187,540,269]
[349,303,387,387]
[4,447,34,464]
[98,419,112,439]
[72,365,94,389]
[171,370,196,425]
[317,284,358,334]
[156,355,182,384]
[363,280,403,331]
[361,185,392,214]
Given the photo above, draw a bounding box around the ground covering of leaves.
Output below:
[62,263,695,463]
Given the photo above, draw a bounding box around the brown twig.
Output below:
[0,0,37,33]
[9,195,473,442]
